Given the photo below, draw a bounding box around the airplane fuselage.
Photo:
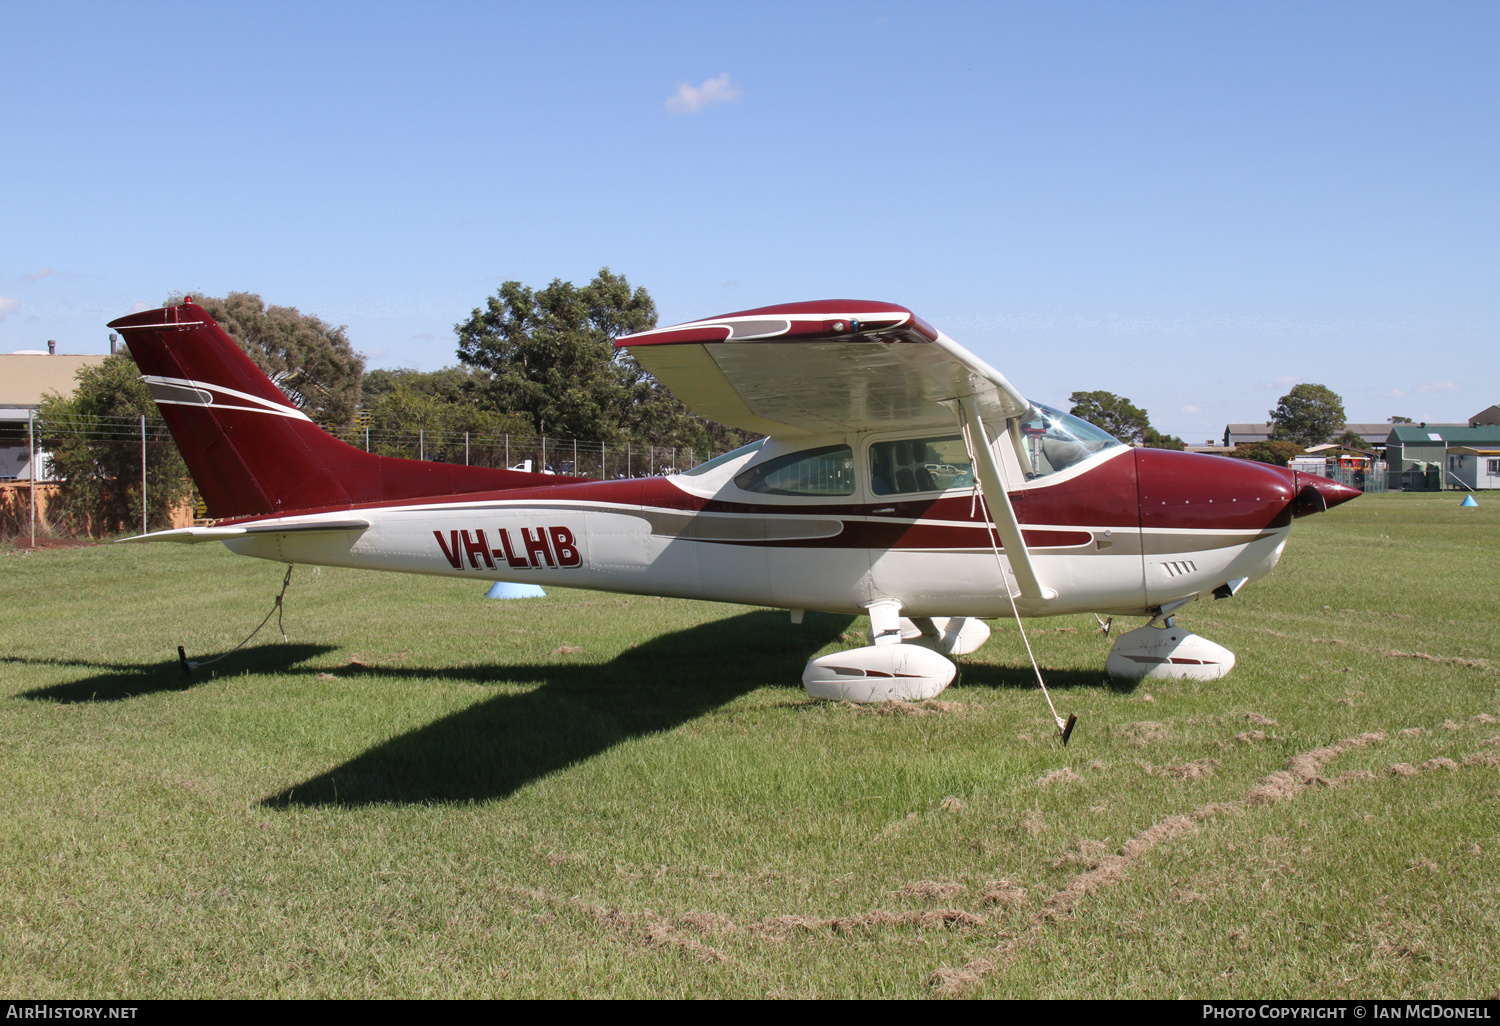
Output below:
[219,442,1305,621]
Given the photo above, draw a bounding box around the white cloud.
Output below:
[25,267,54,282]
[130,301,153,313]
[665,72,742,114]
[0,296,20,321]
[1415,380,1458,394]
[1388,388,1406,399]
[1273,375,1300,389]
[1181,405,1201,414]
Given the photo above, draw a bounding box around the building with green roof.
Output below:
[1385,424,1500,490]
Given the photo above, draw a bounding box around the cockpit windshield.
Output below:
[1013,403,1123,479]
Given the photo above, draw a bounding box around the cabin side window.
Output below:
[868,436,974,496]
[735,444,855,496]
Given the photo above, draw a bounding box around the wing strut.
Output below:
[954,395,1056,602]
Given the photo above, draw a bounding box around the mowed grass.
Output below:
[1,492,1496,998]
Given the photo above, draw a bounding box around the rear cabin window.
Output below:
[869,436,974,495]
[735,444,855,496]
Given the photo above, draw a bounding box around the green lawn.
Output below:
[1,492,1496,998]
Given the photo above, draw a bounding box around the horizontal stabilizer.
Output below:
[119,519,372,544]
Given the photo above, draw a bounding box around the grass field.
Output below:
[2,492,1497,999]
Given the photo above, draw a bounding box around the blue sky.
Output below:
[3,0,1496,441]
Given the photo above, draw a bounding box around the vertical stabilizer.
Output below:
[108,302,557,519]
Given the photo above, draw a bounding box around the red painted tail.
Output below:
[109,302,562,519]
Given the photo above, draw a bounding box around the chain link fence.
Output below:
[2,413,724,541]
[325,425,706,479]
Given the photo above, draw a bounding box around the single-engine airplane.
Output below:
[109,298,1358,703]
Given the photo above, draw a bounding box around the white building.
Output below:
[1449,446,1500,491]
[0,352,109,480]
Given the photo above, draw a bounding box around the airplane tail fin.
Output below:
[108,301,557,519]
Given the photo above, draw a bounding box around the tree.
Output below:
[1269,383,1345,447]
[1142,426,1187,451]
[1068,390,1185,449]
[37,354,193,536]
[1068,391,1150,444]
[165,291,365,427]
[455,269,654,443]
[360,384,530,463]
[1226,440,1306,466]
[1333,429,1368,450]
[363,365,484,405]
[455,269,754,453]
[1388,415,1412,424]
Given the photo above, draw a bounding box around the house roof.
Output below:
[1225,422,1408,443]
[1387,424,1500,446]
[1470,405,1500,426]
[0,355,109,418]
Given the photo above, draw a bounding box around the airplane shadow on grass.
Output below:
[266,609,855,808]
[11,645,337,704]
[957,661,1140,695]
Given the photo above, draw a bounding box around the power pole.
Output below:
[28,409,36,547]
[141,415,148,536]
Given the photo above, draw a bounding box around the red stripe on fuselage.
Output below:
[205,446,1297,540]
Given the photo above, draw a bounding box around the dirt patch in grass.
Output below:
[4,538,100,551]
[596,906,730,964]
[1145,758,1220,780]
[678,911,736,934]
[932,959,996,997]
[980,880,1028,908]
[1384,650,1493,671]
[1119,721,1168,746]
[754,909,984,938]
[932,728,1420,996]
[1038,767,1081,787]
[895,880,967,901]
[845,699,965,716]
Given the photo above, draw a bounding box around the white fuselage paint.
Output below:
[220,441,1292,621]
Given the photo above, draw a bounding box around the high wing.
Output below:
[619,300,1054,600]
[616,300,1029,438]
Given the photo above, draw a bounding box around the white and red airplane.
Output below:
[109,298,1357,704]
